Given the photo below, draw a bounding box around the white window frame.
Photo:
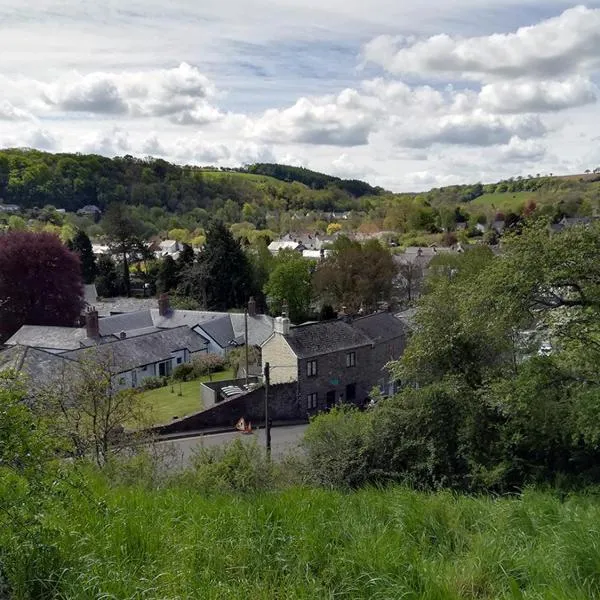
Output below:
[307,360,318,377]
[307,392,318,409]
[346,351,356,367]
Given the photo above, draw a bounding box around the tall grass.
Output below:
[4,471,600,599]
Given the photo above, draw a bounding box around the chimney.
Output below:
[274,316,290,336]
[248,296,257,317]
[85,307,99,339]
[158,293,170,317]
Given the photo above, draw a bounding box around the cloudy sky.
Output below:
[1,1,599,191]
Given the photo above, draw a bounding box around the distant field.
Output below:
[467,191,536,212]
[200,170,293,186]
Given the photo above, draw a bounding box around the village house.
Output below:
[261,312,407,413]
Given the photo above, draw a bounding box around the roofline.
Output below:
[90,324,195,347]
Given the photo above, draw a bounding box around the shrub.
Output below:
[140,376,167,391]
[302,406,373,489]
[192,353,226,377]
[182,439,274,493]
[171,363,195,382]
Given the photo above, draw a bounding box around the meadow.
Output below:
[4,470,600,599]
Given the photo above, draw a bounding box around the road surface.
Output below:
[159,424,308,467]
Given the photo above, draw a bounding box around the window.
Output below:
[346,351,356,367]
[307,393,318,410]
[177,357,182,364]
[307,360,318,377]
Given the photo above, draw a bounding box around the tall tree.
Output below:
[264,250,314,322]
[69,229,97,284]
[0,231,83,341]
[156,255,179,294]
[95,255,120,297]
[182,220,253,310]
[313,237,395,313]
[102,203,146,296]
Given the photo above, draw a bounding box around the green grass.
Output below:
[4,477,600,599]
[467,191,536,213]
[137,369,233,424]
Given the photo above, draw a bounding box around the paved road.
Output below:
[159,424,308,467]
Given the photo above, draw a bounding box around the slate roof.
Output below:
[195,315,236,347]
[5,325,89,352]
[63,326,208,373]
[94,297,157,316]
[352,312,409,345]
[0,345,75,387]
[97,310,154,336]
[284,320,372,359]
[151,309,274,348]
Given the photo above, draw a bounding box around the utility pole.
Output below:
[264,361,271,459]
[244,308,249,386]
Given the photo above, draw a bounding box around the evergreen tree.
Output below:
[176,242,195,273]
[95,255,120,297]
[183,220,253,310]
[156,255,179,294]
[102,204,146,297]
[69,229,97,284]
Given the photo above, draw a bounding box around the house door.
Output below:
[326,390,336,409]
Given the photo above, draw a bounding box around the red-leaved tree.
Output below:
[0,231,83,341]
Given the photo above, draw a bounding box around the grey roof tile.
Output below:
[5,325,88,351]
[285,320,372,359]
[97,310,154,336]
[63,326,208,373]
[351,312,408,345]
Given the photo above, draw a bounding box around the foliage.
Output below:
[182,220,254,310]
[192,352,227,377]
[95,254,121,297]
[36,351,147,465]
[264,249,314,322]
[102,203,148,296]
[171,362,195,382]
[156,255,179,293]
[302,406,373,489]
[139,376,168,391]
[68,229,96,284]
[226,345,261,378]
[313,236,396,312]
[0,231,83,341]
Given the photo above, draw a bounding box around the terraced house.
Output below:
[261,312,408,413]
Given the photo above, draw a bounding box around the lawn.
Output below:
[137,369,233,425]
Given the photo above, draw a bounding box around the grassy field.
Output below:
[4,480,600,599]
[138,369,233,424]
[466,191,537,213]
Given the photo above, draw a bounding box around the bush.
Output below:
[181,439,274,493]
[192,353,226,377]
[171,363,195,382]
[140,376,167,391]
[302,406,373,489]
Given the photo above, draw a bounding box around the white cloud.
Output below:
[479,77,598,113]
[0,100,35,121]
[80,128,131,156]
[249,90,378,146]
[363,6,600,82]
[396,112,546,148]
[41,63,222,123]
[500,136,547,162]
[330,153,374,179]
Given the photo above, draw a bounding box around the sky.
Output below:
[0,0,599,191]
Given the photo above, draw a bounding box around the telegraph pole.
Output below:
[244,308,249,386]
[264,361,271,459]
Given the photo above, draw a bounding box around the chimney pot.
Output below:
[158,293,170,317]
[274,316,290,336]
[85,307,100,339]
[248,296,257,317]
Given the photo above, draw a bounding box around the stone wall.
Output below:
[154,381,301,435]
